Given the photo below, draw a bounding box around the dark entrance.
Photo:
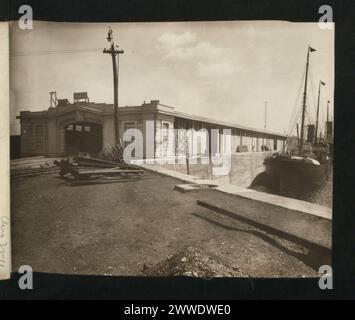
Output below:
[65,122,103,156]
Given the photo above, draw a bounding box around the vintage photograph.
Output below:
[9,20,333,277]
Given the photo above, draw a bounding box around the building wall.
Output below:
[19,102,286,159]
[47,120,57,157]
[20,118,49,157]
[102,116,115,149]
[56,126,65,156]
[142,114,155,159]
[155,114,174,158]
[20,119,33,157]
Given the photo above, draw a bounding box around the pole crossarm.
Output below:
[103,48,124,55]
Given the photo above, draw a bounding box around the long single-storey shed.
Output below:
[18,92,286,158]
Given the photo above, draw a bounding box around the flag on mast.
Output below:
[309,46,316,52]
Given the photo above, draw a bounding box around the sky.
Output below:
[9,21,334,135]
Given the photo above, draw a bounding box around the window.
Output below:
[35,125,45,147]
[124,122,135,131]
[123,122,136,157]
[124,122,136,145]
[84,126,91,132]
[162,123,169,156]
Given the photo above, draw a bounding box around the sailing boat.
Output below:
[264,46,331,191]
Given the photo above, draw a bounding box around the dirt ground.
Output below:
[11,171,320,277]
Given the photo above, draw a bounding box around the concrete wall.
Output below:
[228,152,272,187]
[144,151,272,188]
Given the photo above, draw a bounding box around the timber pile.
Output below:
[54,156,145,186]
[74,156,141,170]
[11,156,60,178]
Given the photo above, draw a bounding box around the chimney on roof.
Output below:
[49,91,57,108]
[57,99,69,107]
[150,100,160,107]
[73,92,89,103]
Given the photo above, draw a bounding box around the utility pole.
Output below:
[103,27,124,146]
[264,101,267,131]
[263,101,267,148]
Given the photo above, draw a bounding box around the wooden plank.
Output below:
[76,168,144,176]
[11,168,60,178]
[71,177,139,186]
[10,156,44,163]
[74,156,141,170]
[75,156,119,165]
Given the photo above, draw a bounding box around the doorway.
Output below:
[65,122,103,156]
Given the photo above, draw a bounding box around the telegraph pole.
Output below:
[264,101,267,131]
[103,27,124,146]
[263,101,267,148]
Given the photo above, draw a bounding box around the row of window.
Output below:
[65,122,167,133]
[66,124,92,132]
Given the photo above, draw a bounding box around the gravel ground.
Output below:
[11,171,321,277]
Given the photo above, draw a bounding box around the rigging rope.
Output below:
[287,65,306,137]
[308,67,318,125]
[11,48,103,56]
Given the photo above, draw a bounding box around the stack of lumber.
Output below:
[74,156,141,170]
[11,156,60,178]
[55,156,145,186]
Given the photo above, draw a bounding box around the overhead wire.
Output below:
[11,48,102,56]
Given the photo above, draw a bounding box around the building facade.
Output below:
[18,92,286,159]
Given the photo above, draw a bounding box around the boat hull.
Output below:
[264,156,330,192]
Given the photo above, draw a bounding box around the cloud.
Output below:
[185,41,224,60]
[157,31,237,81]
[195,61,235,78]
[158,34,224,61]
[158,31,196,48]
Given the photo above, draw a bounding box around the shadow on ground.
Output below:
[192,212,330,271]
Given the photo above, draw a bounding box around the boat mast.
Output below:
[314,80,325,144]
[299,46,316,155]
[326,100,330,141]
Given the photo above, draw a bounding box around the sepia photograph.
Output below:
[7,19,334,279]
